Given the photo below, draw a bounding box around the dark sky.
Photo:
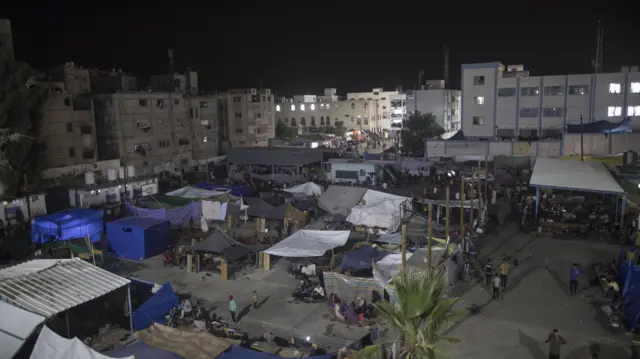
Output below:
[5,3,640,96]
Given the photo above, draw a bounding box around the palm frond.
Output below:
[355,343,386,359]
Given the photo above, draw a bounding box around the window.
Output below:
[300,104,306,111]
[276,104,281,112]
[178,138,189,146]
[520,87,540,96]
[498,88,516,97]
[326,118,331,125]
[473,76,485,85]
[139,99,148,107]
[174,99,180,105]
[158,139,171,148]
[80,126,92,134]
[200,101,208,108]
[234,112,242,118]
[136,120,150,129]
[609,83,622,94]
[608,106,622,117]
[382,106,387,109]
[181,158,189,165]
[233,96,241,103]
[519,108,539,117]
[569,85,589,95]
[351,103,356,109]
[631,82,640,94]
[542,129,563,139]
[543,86,564,96]
[310,104,315,110]
[190,108,199,118]
[300,117,306,126]
[66,123,73,132]
[82,150,94,159]
[291,104,295,111]
[64,97,71,106]
[68,148,75,157]
[381,97,386,100]
[474,96,485,105]
[628,106,640,116]
[326,104,330,109]
[156,99,165,108]
[203,136,209,143]
[543,107,563,117]
[472,116,484,125]
[335,170,358,180]
[234,128,244,134]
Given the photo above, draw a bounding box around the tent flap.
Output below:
[264,230,350,257]
[30,326,133,359]
[346,190,410,230]
[133,282,179,331]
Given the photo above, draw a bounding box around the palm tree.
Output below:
[357,268,463,359]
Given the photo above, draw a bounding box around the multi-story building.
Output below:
[38,63,98,168]
[461,62,640,140]
[346,88,399,131]
[219,88,275,150]
[90,69,139,93]
[0,19,14,61]
[405,80,461,132]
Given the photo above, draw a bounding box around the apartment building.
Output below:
[390,93,406,131]
[405,80,461,132]
[346,88,399,130]
[90,69,139,93]
[38,63,98,168]
[0,19,14,61]
[461,62,640,140]
[220,88,275,150]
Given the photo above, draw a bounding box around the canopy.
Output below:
[318,186,368,216]
[132,282,179,330]
[108,341,182,359]
[264,230,350,257]
[217,345,332,359]
[283,182,323,197]
[339,246,388,270]
[31,208,104,243]
[373,253,411,286]
[530,157,624,194]
[0,301,45,359]
[346,190,410,230]
[165,186,228,198]
[30,325,132,359]
[192,228,251,261]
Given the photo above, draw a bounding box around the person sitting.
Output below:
[312,284,325,300]
[179,299,193,319]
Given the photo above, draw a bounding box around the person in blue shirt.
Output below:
[569,263,580,295]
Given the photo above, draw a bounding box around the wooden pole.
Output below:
[470,167,475,235]
[428,204,433,268]
[484,155,489,204]
[401,223,407,273]
[459,177,465,240]
[445,186,450,239]
[477,161,483,221]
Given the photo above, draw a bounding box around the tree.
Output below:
[275,119,296,139]
[0,44,46,197]
[401,112,444,156]
[357,269,463,359]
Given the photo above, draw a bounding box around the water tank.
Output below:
[624,151,638,165]
[84,172,95,185]
[107,168,117,181]
[118,166,125,179]
[127,165,136,178]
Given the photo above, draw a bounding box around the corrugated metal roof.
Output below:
[0,301,46,359]
[0,258,131,317]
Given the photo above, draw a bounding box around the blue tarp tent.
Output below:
[107,217,171,260]
[216,345,333,359]
[31,208,104,244]
[132,282,179,330]
[339,246,388,270]
[196,183,252,197]
[108,340,183,359]
[566,118,631,134]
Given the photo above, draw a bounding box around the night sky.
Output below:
[5,3,640,96]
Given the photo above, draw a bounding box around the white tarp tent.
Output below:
[0,301,45,359]
[30,326,133,359]
[264,230,350,257]
[530,157,624,194]
[372,253,411,286]
[283,182,323,197]
[165,186,229,198]
[346,190,410,231]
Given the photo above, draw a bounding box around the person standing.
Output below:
[492,273,501,299]
[545,329,566,359]
[229,295,237,323]
[484,259,493,287]
[252,291,259,309]
[500,258,509,290]
[570,263,581,295]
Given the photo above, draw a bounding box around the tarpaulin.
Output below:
[132,282,179,331]
[196,183,252,197]
[30,326,132,359]
[31,208,104,244]
[339,246,388,270]
[264,230,350,257]
[217,345,333,359]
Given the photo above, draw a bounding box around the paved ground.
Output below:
[443,223,635,359]
[115,256,367,352]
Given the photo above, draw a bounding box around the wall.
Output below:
[42,159,121,179]
[276,99,382,133]
[328,162,378,183]
[69,178,158,208]
[406,89,461,132]
[0,194,47,224]
[461,63,502,138]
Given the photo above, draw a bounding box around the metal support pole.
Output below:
[428,204,433,268]
[535,187,541,219]
[469,167,475,234]
[615,196,620,224]
[127,284,134,334]
[621,196,627,225]
[401,224,407,273]
[459,178,465,240]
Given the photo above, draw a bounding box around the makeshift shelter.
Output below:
[196,182,252,197]
[318,186,368,217]
[107,217,172,261]
[32,208,104,244]
[126,201,200,227]
[217,345,333,359]
[0,301,45,359]
[165,186,227,198]
[108,341,182,359]
[135,323,231,359]
[283,182,323,197]
[339,246,388,271]
[323,271,394,304]
[244,198,306,223]
[566,117,631,134]
[29,325,133,359]
[264,230,350,257]
[132,282,179,331]
[346,190,410,231]
[193,228,251,261]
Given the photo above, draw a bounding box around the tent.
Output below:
[346,190,410,230]
[132,282,179,330]
[339,246,388,270]
[126,201,200,227]
[108,341,182,359]
[283,182,323,197]
[193,228,251,261]
[165,186,228,198]
[566,117,631,134]
[107,217,171,261]
[29,325,133,359]
[318,186,368,217]
[0,301,45,359]
[196,183,252,197]
[217,345,333,359]
[32,208,104,244]
[264,230,350,257]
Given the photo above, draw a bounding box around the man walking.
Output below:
[252,290,259,309]
[545,329,566,359]
[229,295,237,323]
[570,263,581,295]
[492,273,501,299]
[500,258,509,290]
[484,259,493,287]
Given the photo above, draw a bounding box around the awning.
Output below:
[0,301,45,359]
[318,186,368,216]
[0,258,131,317]
[30,325,132,359]
[264,230,350,257]
[193,229,252,261]
[282,182,323,197]
[530,157,625,194]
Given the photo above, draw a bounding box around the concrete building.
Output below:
[38,63,98,168]
[461,62,640,140]
[406,80,461,132]
[346,87,399,130]
[0,19,14,61]
[390,93,406,130]
[219,88,275,150]
[90,69,139,93]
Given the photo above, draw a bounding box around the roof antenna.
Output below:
[591,21,603,74]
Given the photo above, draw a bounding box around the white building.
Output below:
[390,93,406,131]
[219,88,275,150]
[69,170,159,208]
[405,80,461,132]
[461,62,640,140]
[0,194,47,225]
[347,88,399,130]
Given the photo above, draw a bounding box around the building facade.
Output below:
[219,88,275,150]
[406,82,461,133]
[461,62,640,140]
[346,88,399,130]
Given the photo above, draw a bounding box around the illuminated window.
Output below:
[310,104,316,110]
[474,96,485,105]
[290,104,295,111]
[628,106,640,116]
[631,82,640,94]
[326,104,331,109]
[301,104,306,111]
[276,105,281,112]
[609,83,622,94]
[608,106,622,117]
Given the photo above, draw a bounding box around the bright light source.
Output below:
[310,104,316,110]
[306,336,311,341]
[631,82,640,94]
[301,104,306,111]
[609,83,622,94]
[276,105,281,112]
[326,104,331,109]
[291,104,295,111]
